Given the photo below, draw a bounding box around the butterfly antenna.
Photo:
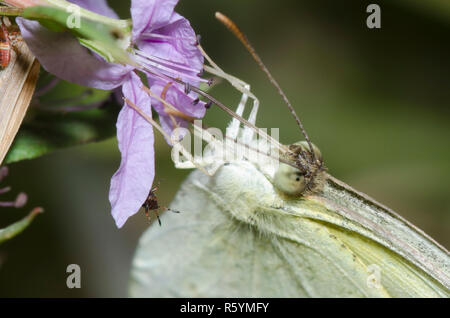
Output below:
[215,12,316,162]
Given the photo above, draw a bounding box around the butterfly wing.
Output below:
[301,175,449,296]
[130,169,319,297]
[129,163,449,297]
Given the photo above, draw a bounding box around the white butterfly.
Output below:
[129,13,449,297]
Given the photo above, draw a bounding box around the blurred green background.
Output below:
[0,0,449,297]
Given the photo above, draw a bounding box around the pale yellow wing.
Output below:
[129,163,449,297]
[130,168,383,297]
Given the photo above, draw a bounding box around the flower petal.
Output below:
[138,13,204,86]
[16,18,130,90]
[131,0,179,41]
[109,72,155,228]
[68,0,118,18]
[150,81,206,138]
[152,81,206,118]
[138,13,203,82]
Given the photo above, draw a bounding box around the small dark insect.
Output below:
[142,182,180,226]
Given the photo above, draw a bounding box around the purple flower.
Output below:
[17,0,206,227]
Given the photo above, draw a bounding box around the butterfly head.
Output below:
[273,141,324,196]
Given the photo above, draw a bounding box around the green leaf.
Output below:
[0,208,43,244]
[4,103,119,164]
[4,78,120,164]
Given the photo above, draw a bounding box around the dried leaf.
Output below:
[0,40,39,164]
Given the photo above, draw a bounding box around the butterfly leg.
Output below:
[200,47,260,144]
[226,82,249,140]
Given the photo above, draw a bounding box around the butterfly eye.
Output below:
[273,164,307,196]
[273,141,323,196]
[295,172,303,182]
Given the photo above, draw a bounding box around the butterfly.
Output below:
[129,13,449,297]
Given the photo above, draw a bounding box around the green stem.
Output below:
[44,0,130,30]
[0,207,43,244]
